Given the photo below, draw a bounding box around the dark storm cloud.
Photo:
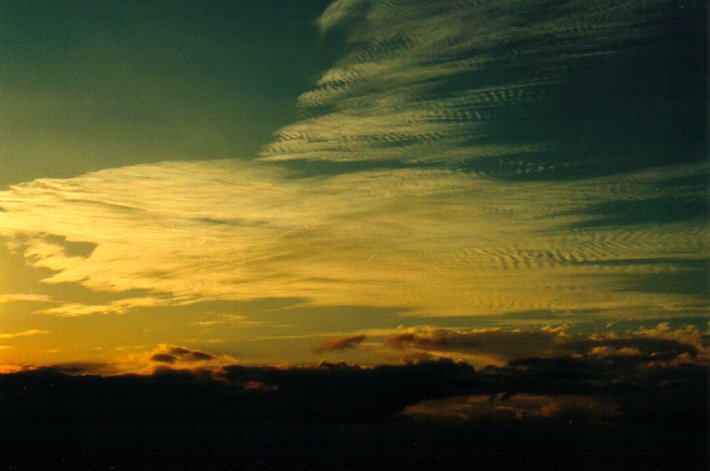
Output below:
[315,333,367,352]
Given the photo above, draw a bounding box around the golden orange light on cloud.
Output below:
[0,160,705,319]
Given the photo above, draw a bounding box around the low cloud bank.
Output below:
[0,353,705,427]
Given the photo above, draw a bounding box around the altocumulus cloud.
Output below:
[262,0,703,171]
[0,160,706,319]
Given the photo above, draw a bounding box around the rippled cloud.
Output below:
[261,0,704,177]
[0,159,706,318]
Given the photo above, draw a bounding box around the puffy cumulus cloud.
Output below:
[262,0,703,170]
[633,322,706,349]
[0,160,706,318]
[385,323,706,366]
[315,333,367,352]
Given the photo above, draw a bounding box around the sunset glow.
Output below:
[0,0,706,468]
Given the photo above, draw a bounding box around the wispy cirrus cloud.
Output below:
[0,294,53,304]
[0,329,50,340]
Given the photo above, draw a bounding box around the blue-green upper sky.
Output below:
[0,0,706,371]
[0,0,334,187]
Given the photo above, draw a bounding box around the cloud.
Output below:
[0,0,705,322]
[385,324,706,366]
[0,364,23,374]
[0,358,478,423]
[587,346,641,358]
[317,0,368,32]
[0,329,50,340]
[112,344,238,374]
[633,322,705,349]
[192,314,251,327]
[150,346,216,363]
[0,363,705,469]
[315,333,367,352]
[261,0,703,171]
[0,294,53,304]
[386,326,567,364]
[0,160,706,319]
[37,297,174,317]
[0,354,705,428]
[403,394,622,422]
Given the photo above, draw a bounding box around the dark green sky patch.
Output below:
[616,268,710,298]
[576,257,709,269]
[569,196,708,228]
[0,0,333,189]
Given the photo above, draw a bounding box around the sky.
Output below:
[0,0,707,393]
